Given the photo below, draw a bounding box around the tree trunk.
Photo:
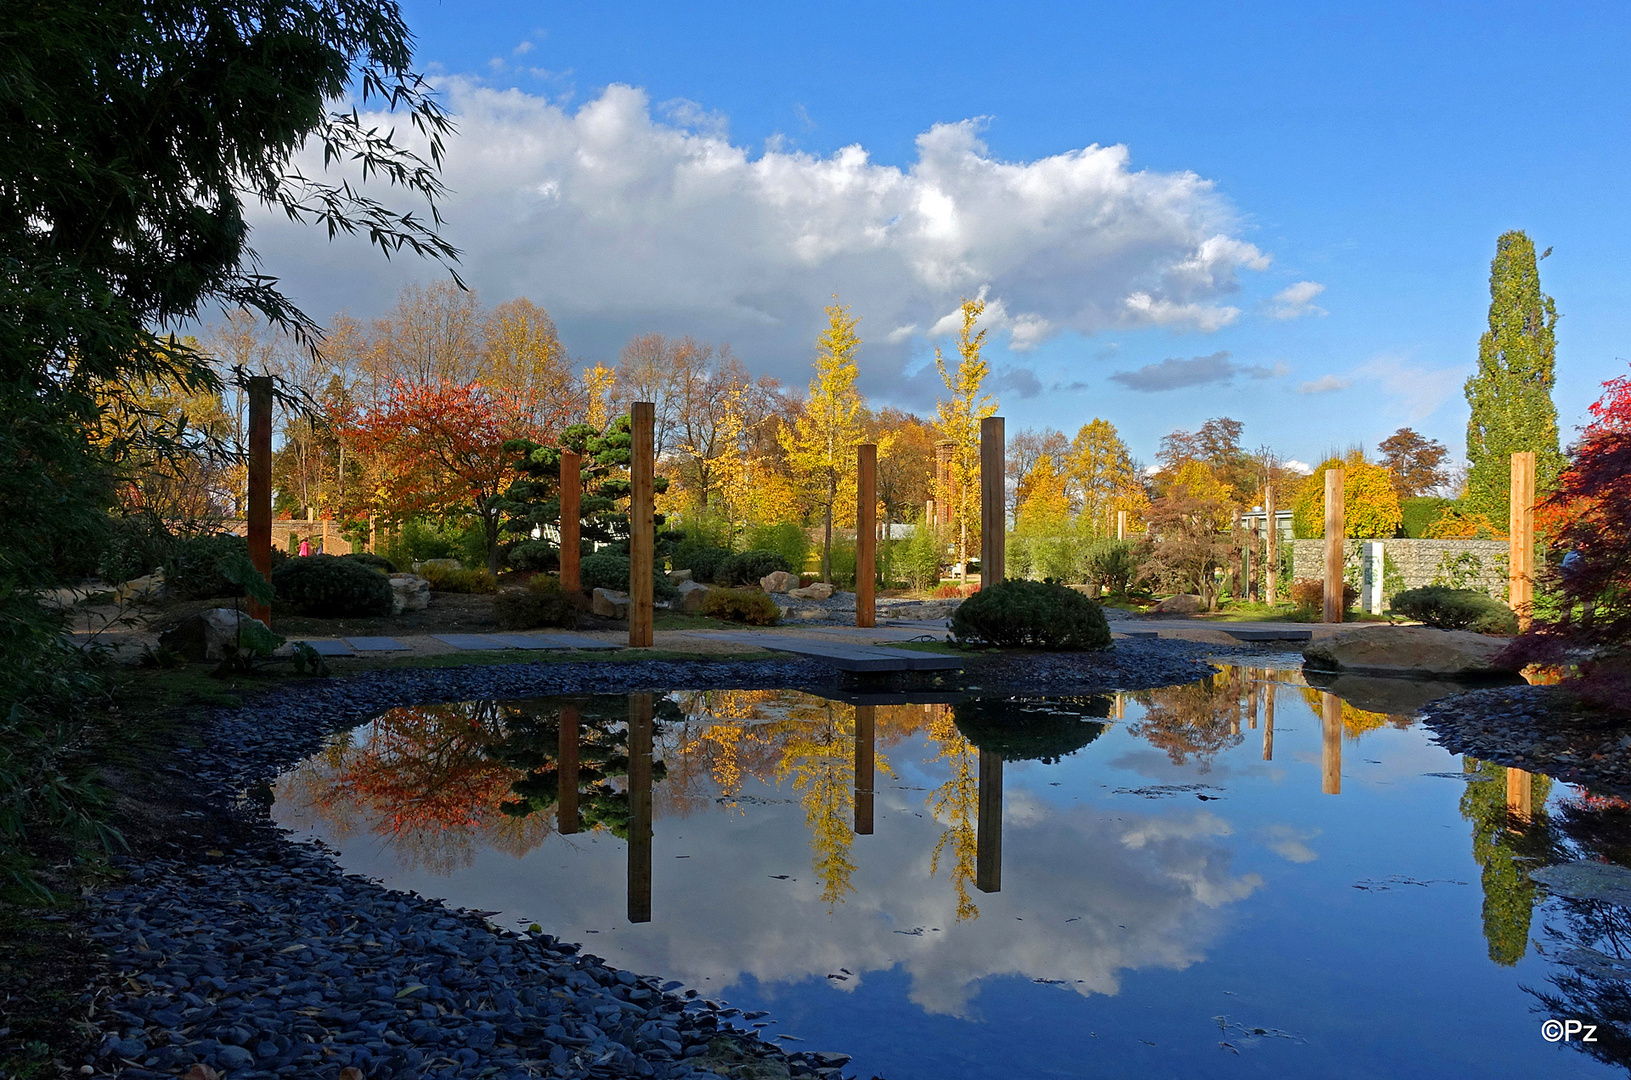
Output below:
[484,510,501,575]
[821,472,835,583]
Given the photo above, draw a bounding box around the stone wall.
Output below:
[1290,538,1509,600]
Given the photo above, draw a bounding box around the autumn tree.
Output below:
[1377,427,1450,498]
[1066,418,1142,535]
[1140,474,1235,609]
[1157,417,1252,500]
[1291,456,1402,539]
[781,302,869,582]
[934,298,998,577]
[873,407,936,530]
[1465,231,1566,529]
[1006,427,1068,510]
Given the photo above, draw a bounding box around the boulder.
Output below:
[1067,583,1102,599]
[388,573,430,615]
[158,607,249,661]
[668,568,694,585]
[114,571,165,605]
[1302,625,1521,678]
[592,587,631,619]
[788,581,837,601]
[1301,671,1487,716]
[413,558,460,573]
[676,580,713,614]
[1151,593,1206,614]
[760,570,799,594]
[1531,861,1631,907]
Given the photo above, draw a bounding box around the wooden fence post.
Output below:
[857,443,876,628]
[560,449,581,592]
[629,403,655,647]
[1323,468,1345,623]
[980,417,1005,588]
[1117,509,1127,541]
[246,376,273,626]
[1509,451,1535,631]
[627,693,653,923]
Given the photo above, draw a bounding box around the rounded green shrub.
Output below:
[341,552,396,574]
[494,575,576,630]
[950,579,1112,650]
[1390,586,1518,634]
[164,534,288,599]
[271,554,394,617]
[672,541,732,583]
[952,696,1110,762]
[418,562,497,594]
[581,549,630,593]
[714,549,792,587]
[701,587,781,625]
[508,540,559,572]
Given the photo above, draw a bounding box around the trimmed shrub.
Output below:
[714,549,792,587]
[701,587,781,625]
[494,575,576,630]
[1290,577,1359,613]
[418,562,497,594]
[746,521,811,574]
[672,541,732,584]
[1390,586,1519,634]
[164,534,252,600]
[581,549,630,593]
[341,552,396,574]
[1400,496,1453,539]
[271,554,394,617]
[950,579,1111,650]
[507,540,559,573]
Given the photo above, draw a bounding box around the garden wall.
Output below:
[217,519,357,556]
[1290,538,1510,600]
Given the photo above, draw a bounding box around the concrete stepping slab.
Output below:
[1116,630,1160,639]
[699,632,961,672]
[289,639,355,657]
[515,632,622,651]
[344,636,411,652]
[1221,628,1313,642]
[433,634,514,650]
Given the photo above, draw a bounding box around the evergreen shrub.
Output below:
[746,522,810,574]
[714,549,792,586]
[1390,586,1518,634]
[701,587,781,625]
[271,554,393,617]
[507,540,559,572]
[580,549,630,593]
[418,562,497,593]
[341,552,396,574]
[950,579,1111,650]
[494,575,576,630]
[672,540,732,584]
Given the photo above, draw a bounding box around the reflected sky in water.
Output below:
[271,668,1628,1079]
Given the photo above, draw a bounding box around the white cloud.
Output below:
[1297,374,1352,394]
[251,80,1271,401]
[1268,280,1327,320]
[1109,351,1285,393]
[1354,353,1463,421]
[1284,459,1314,474]
[513,41,534,56]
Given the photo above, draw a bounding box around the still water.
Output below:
[271,665,1630,1078]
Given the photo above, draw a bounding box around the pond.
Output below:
[271,664,1630,1079]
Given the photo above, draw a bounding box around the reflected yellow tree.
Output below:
[775,699,859,909]
[925,705,981,922]
[1461,756,1552,965]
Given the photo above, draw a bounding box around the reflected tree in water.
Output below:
[773,697,860,910]
[1460,757,1553,965]
[1295,687,1409,738]
[1128,671,1246,771]
[926,704,981,922]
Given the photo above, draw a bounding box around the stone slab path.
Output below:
[687,631,963,672]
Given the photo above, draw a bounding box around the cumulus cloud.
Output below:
[1284,459,1314,474]
[1108,351,1285,393]
[1354,354,1463,421]
[1268,280,1327,320]
[1297,374,1352,394]
[250,80,1271,401]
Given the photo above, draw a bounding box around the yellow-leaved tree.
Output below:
[1067,418,1141,535]
[781,301,869,582]
[1292,456,1403,539]
[935,298,998,580]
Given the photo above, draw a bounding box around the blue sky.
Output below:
[260,1,1631,472]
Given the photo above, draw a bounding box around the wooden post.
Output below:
[980,417,1005,588]
[853,705,875,835]
[1509,451,1535,631]
[1116,509,1127,542]
[976,749,1003,893]
[629,403,655,647]
[560,449,582,592]
[1264,484,1278,608]
[1323,468,1345,623]
[857,444,876,628]
[246,376,273,626]
[557,705,580,835]
[627,693,653,923]
[1321,692,1342,794]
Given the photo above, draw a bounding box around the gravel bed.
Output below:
[1420,683,1631,797]
[80,645,1221,1079]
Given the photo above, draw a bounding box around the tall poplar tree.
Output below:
[781,301,867,582]
[1464,231,1566,530]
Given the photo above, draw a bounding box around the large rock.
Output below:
[592,587,631,619]
[668,568,694,585]
[158,607,250,661]
[1151,593,1206,614]
[114,571,165,605]
[676,580,713,613]
[788,581,836,601]
[760,570,799,594]
[1302,625,1521,678]
[1531,862,1631,907]
[1301,671,1488,716]
[388,573,430,615]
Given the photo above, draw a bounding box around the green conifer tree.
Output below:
[1463,231,1566,530]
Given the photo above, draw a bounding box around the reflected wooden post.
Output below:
[857,444,877,628]
[627,693,653,923]
[557,705,580,835]
[246,376,273,626]
[1264,484,1278,608]
[560,449,582,592]
[629,402,655,647]
[1509,451,1535,631]
[1321,692,1342,794]
[1113,692,1125,721]
[976,749,1003,893]
[1263,681,1276,760]
[1249,672,1259,730]
[1323,468,1345,624]
[980,417,1005,587]
[1506,766,1533,825]
[853,705,875,835]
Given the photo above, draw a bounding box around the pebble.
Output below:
[1420,683,1631,796]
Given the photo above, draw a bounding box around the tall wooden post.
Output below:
[980,417,1005,588]
[1116,509,1127,542]
[557,705,580,835]
[853,705,875,835]
[1264,484,1278,608]
[629,403,655,647]
[976,749,1003,893]
[1321,692,1342,795]
[1509,451,1535,631]
[1323,468,1345,623]
[560,449,582,592]
[246,376,273,626]
[857,444,877,628]
[627,693,653,923]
